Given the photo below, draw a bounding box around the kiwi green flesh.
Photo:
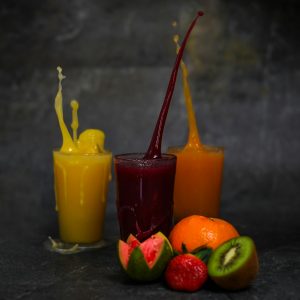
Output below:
[208,236,256,277]
[208,236,259,290]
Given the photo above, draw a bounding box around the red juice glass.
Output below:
[114,153,176,241]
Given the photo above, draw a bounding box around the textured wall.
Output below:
[0,0,299,244]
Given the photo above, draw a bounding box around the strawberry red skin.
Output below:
[165,254,208,292]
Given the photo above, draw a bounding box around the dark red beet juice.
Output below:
[115,12,204,241]
[115,154,176,241]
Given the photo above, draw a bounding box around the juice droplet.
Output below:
[144,11,204,159]
[54,67,77,153]
[70,100,79,144]
[173,35,202,150]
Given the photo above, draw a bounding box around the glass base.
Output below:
[44,236,108,254]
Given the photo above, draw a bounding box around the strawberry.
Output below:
[165,254,208,292]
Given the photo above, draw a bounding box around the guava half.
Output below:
[118,232,173,282]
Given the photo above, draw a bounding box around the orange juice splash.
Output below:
[173,34,201,150]
[70,100,79,144]
[54,67,106,155]
[54,67,77,153]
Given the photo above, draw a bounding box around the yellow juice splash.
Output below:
[168,36,224,222]
[53,67,112,243]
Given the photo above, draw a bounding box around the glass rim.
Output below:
[114,152,176,162]
[53,149,112,157]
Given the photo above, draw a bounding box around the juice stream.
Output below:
[144,11,204,159]
[173,35,202,150]
[54,66,106,155]
[54,67,77,153]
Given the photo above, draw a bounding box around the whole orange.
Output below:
[169,215,239,252]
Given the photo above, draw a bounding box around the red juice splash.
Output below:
[144,11,204,159]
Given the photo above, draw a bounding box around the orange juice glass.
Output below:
[168,146,224,222]
[168,34,224,222]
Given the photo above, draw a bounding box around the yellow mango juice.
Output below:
[54,151,111,243]
[53,67,111,244]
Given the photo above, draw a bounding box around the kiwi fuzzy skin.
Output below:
[208,236,259,291]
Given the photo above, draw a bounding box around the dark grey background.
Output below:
[0,0,299,299]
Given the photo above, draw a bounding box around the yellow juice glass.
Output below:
[53,151,112,244]
[45,67,112,253]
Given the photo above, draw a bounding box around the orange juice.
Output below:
[168,146,224,221]
[168,36,224,222]
[53,67,112,244]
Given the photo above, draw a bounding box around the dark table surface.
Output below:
[1,199,300,300]
[1,0,300,299]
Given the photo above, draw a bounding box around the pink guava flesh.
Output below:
[140,235,164,269]
[119,241,131,269]
[127,234,141,249]
[119,235,141,269]
[119,234,165,270]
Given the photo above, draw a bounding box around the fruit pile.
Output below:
[117,215,259,292]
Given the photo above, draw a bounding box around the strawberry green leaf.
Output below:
[193,248,212,264]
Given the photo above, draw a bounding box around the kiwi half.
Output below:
[208,236,259,290]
